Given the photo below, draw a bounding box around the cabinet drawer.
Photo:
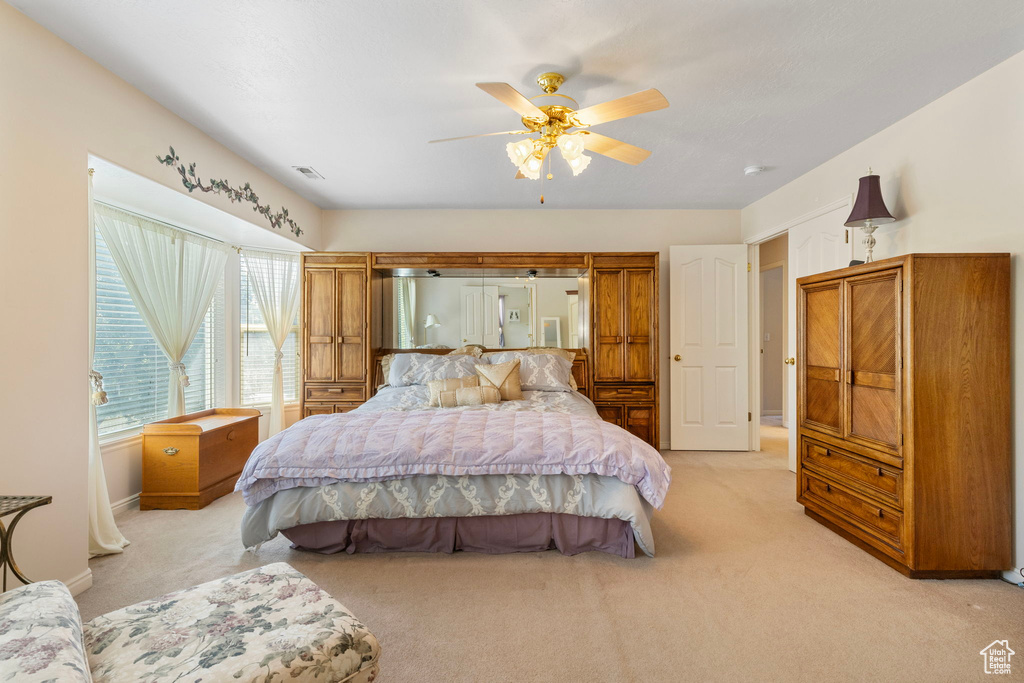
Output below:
[800,471,903,548]
[303,403,360,418]
[801,438,902,508]
[595,404,624,426]
[305,384,366,402]
[594,385,655,401]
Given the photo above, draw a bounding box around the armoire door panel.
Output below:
[304,269,336,382]
[625,269,655,382]
[801,283,842,434]
[336,269,367,382]
[845,270,901,450]
[594,269,625,381]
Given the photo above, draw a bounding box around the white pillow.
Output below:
[484,351,574,392]
[388,353,481,387]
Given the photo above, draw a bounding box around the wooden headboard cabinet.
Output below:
[300,252,660,448]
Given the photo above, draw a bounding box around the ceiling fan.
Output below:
[429,72,669,182]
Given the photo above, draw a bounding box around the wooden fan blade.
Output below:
[429,131,524,144]
[571,88,669,127]
[477,83,549,122]
[581,132,652,165]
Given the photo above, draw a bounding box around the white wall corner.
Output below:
[110,493,140,515]
[65,567,93,596]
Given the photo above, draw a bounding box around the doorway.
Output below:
[758,234,788,458]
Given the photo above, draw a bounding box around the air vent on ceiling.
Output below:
[292,166,324,180]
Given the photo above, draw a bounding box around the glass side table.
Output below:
[0,495,52,592]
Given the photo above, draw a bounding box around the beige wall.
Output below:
[0,2,321,592]
[741,50,1024,578]
[324,209,742,442]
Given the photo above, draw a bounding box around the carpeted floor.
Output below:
[78,424,1023,682]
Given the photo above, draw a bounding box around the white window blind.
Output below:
[94,227,225,437]
[396,283,412,349]
[240,257,299,406]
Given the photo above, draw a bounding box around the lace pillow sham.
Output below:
[388,353,481,387]
[484,351,574,392]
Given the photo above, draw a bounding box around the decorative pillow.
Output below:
[529,347,577,363]
[388,353,481,387]
[438,385,501,408]
[476,359,524,400]
[427,375,480,406]
[448,346,484,358]
[528,348,579,390]
[485,351,574,392]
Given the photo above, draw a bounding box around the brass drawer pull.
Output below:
[877,467,884,476]
[877,508,884,518]
[163,447,179,456]
[825,483,831,493]
[226,430,235,441]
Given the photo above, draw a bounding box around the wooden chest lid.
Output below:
[142,408,261,435]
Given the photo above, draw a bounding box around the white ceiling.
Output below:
[16,1,1024,210]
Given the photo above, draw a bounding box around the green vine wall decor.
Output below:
[156,146,303,236]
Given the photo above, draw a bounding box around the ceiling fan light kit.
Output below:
[431,71,668,200]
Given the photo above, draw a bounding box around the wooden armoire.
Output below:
[591,253,659,448]
[300,253,375,416]
[796,253,1011,578]
[300,252,660,449]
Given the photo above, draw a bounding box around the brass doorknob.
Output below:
[784,357,796,365]
[673,354,681,361]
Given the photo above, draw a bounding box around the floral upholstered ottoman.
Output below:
[0,580,92,682]
[83,562,379,683]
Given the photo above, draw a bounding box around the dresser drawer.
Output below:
[593,385,655,401]
[305,384,366,402]
[800,471,903,549]
[303,403,360,418]
[801,438,902,508]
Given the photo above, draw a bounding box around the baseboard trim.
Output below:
[660,441,670,450]
[110,493,140,515]
[66,567,93,596]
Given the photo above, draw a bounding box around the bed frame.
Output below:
[372,348,590,398]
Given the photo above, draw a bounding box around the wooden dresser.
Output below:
[591,253,659,448]
[141,408,260,510]
[300,253,375,417]
[796,254,1011,578]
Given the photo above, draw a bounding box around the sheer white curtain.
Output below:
[88,171,129,556]
[396,277,416,348]
[241,249,301,435]
[94,204,230,416]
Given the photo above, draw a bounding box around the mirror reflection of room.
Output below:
[389,274,581,349]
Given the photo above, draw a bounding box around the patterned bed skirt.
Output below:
[281,513,636,558]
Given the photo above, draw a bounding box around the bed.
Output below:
[237,350,671,558]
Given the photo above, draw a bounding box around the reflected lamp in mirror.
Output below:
[424,314,441,328]
[844,169,895,263]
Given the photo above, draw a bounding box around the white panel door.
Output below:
[460,285,499,346]
[670,245,750,451]
[567,294,580,347]
[786,206,854,470]
[480,286,500,347]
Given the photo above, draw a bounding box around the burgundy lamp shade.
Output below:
[845,174,895,227]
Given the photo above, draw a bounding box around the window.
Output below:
[94,228,225,437]
[239,258,299,406]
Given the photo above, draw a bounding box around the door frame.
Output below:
[743,195,853,454]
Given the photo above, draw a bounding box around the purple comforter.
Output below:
[236,410,671,509]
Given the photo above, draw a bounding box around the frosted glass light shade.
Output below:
[557,133,585,160]
[565,153,592,176]
[506,139,535,169]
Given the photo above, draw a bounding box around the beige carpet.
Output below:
[79,426,1023,682]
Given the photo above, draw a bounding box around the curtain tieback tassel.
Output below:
[89,369,108,406]
[274,350,284,364]
[169,362,190,388]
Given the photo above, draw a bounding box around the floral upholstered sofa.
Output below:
[0,562,380,683]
